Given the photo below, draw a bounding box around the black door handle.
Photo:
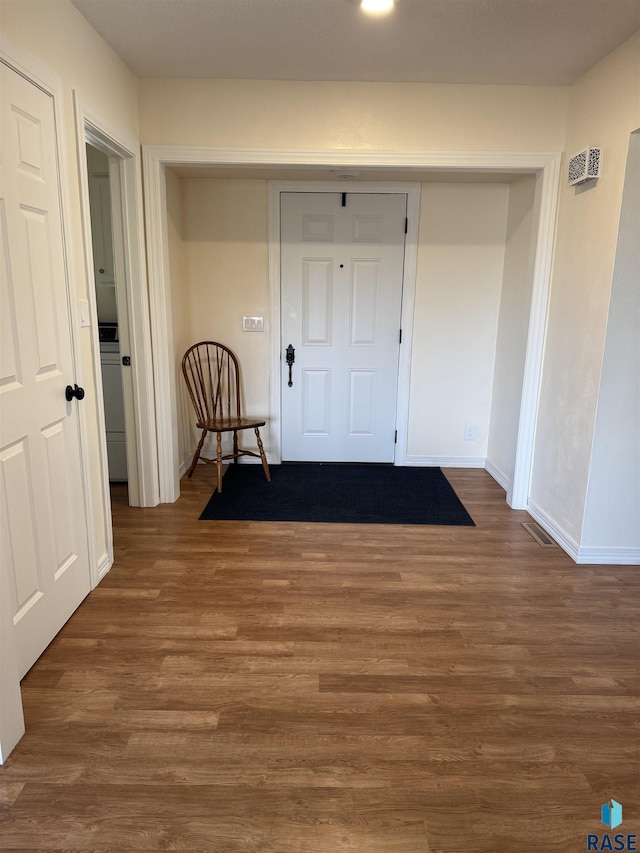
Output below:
[65,384,85,402]
[285,344,295,387]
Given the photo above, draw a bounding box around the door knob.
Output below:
[65,384,85,402]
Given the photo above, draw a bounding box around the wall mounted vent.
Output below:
[568,147,601,186]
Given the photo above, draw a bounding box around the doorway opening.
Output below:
[86,144,129,493]
[75,97,160,583]
[145,149,560,511]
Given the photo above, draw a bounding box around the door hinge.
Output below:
[399,329,402,344]
[394,430,398,444]
[404,217,408,234]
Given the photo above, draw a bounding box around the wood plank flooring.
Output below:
[1,468,638,852]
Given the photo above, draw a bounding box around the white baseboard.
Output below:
[575,546,640,566]
[526,501,581,563]
[97,551,112,582]
[402,456,486,468]
[484,459,510,492]
[527,500,640,566]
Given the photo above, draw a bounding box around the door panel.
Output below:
[348,370,376,436]
[350,260,379,345]
[302,259,333,345]
[301,369,332,436]
[0,62,91,678]
[281,192,406,462]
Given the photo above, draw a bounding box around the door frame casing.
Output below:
[73,95,160,581]
[268,181,420,465]
[142,145,561,509]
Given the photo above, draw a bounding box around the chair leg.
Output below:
[187,430,207,478]
[255,427,271,483]
[233,431,238,463]
[216,431,223,493]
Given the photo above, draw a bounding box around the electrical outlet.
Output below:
[464,424,476,441]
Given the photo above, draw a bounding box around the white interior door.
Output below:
[88,172,115,288]
[0,62,91,678]
[281,192,407,462]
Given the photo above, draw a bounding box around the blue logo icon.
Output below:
[602,800,623,830]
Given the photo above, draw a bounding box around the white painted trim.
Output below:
[484,459,510,492]
[527,500,580,563]
[96,552,113,582]
[524,502,638,565]
[108,161,142,503]
[75,95,159,514]
[0,537,25,764]
[73,105,115,584]
[0,36,63,96]
[575,547,640,566]
[395,187,420,466]
[267,183,283,464]
[142,145,560,502]
[267,181,420,466]
[143,149,180,503]
[142,146,561,172]
[510,155,562,509]
[404,456,486,468]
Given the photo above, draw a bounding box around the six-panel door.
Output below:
[0,62,91,677]
[281,192,407,462]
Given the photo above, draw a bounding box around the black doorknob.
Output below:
[65,384,85,402]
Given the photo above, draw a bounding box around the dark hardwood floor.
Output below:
[1,468,638,852]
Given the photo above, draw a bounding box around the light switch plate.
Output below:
[79,299,90,327]
[242,316,264,332]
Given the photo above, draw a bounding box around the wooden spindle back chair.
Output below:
[181,341,271,493]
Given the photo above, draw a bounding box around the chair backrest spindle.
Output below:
[182,342,242,426]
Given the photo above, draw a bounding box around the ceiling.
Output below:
[71,0,640,86]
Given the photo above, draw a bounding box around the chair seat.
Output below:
[196,416,266,433]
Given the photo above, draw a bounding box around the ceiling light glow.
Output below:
[360,0,394,14]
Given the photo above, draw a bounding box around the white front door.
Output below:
[0,62,91,678]
[281,192,407,462]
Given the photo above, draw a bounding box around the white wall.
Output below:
[139,78,568,152]
[1,0,141,566]
[407,184,509,463]
[530,32,640,549]
[486,175,540,493]
[581,132,640,557]
[170,179,272,463]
